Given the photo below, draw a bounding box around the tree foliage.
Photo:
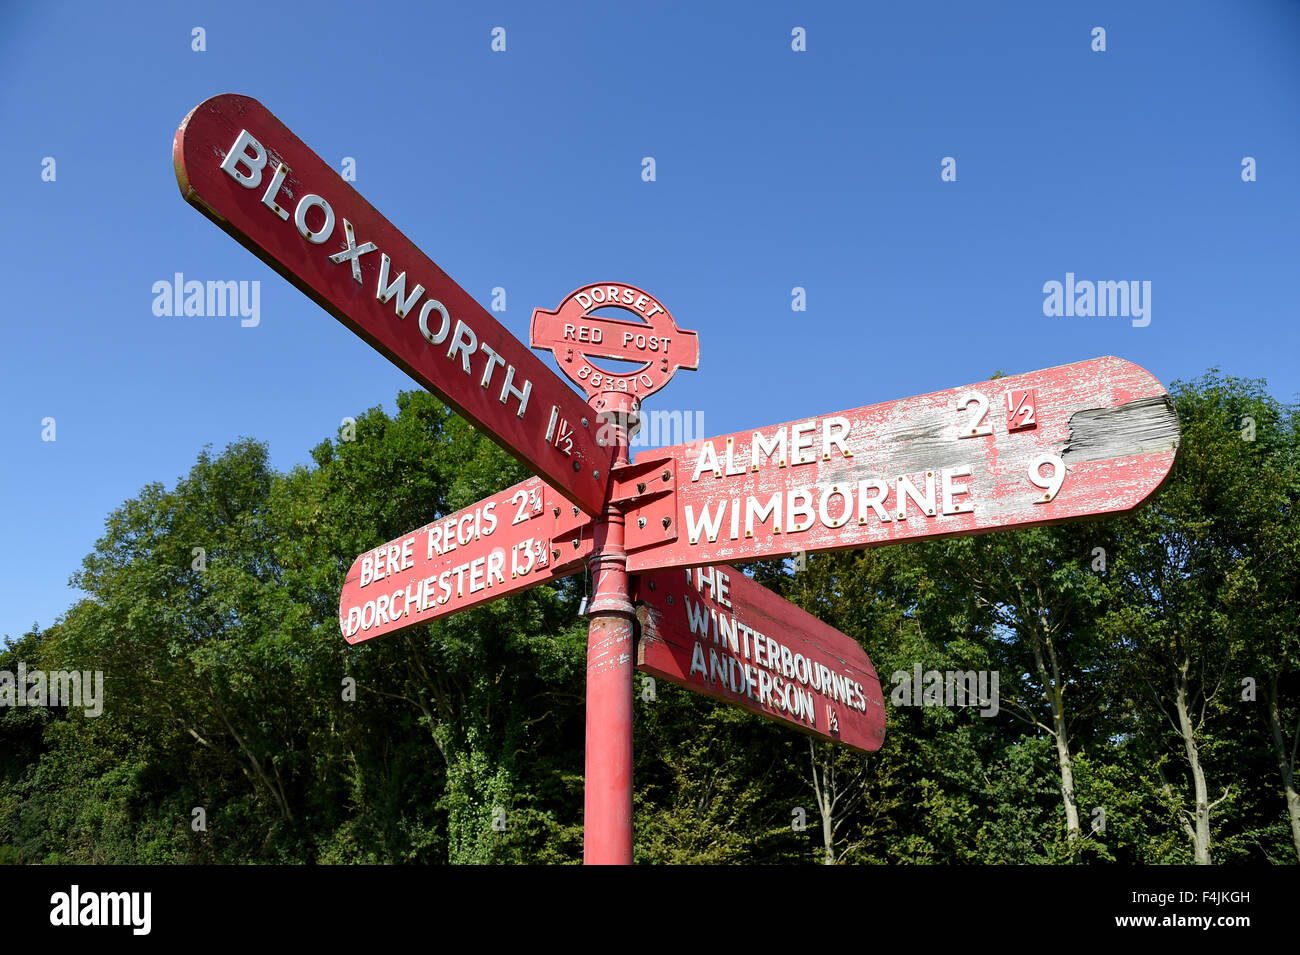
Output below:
[1,373,1295,864]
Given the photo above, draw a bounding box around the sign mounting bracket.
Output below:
[611,455,678,552]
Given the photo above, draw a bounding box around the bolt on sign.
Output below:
[339,477,594,644]
[173,93,613,515]
[624,357,1180,571]
[176,94,1182,863]
[634,565,885,754]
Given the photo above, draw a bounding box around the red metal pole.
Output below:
[583,393,637,865]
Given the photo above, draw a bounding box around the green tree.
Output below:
[1102,372,1296,863]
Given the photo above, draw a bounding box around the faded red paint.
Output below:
[625,357,1179,571]
[339,476,593,644]
[633,566,885,753]
[174,94,613,515]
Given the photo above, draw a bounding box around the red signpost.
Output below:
[339,477,593,644]
[634,565,886,754]
[173,94,613,516]
[176,94,1182,865]
[531,282,699,401]
[624,357,1180,571]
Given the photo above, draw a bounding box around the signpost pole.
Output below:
[582,392,638,865]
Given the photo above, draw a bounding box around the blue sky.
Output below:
[2,0,1298,641]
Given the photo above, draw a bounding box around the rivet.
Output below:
[637,481,647,494]
[593,470,600,480]
[661,470,671,482]
[638,518,647,528]
[662,516,671,528]
[581,417,589,428]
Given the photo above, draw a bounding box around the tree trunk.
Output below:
[809,741,837,865]
[820,798,835,865]
[1264,675,1300,862]
[1027,623,1081,843]
[1053,719,1081,840]
[211,692,292,821]
[1174,677,1212,864]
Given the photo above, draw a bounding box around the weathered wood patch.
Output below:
[1063,394,1181,463]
